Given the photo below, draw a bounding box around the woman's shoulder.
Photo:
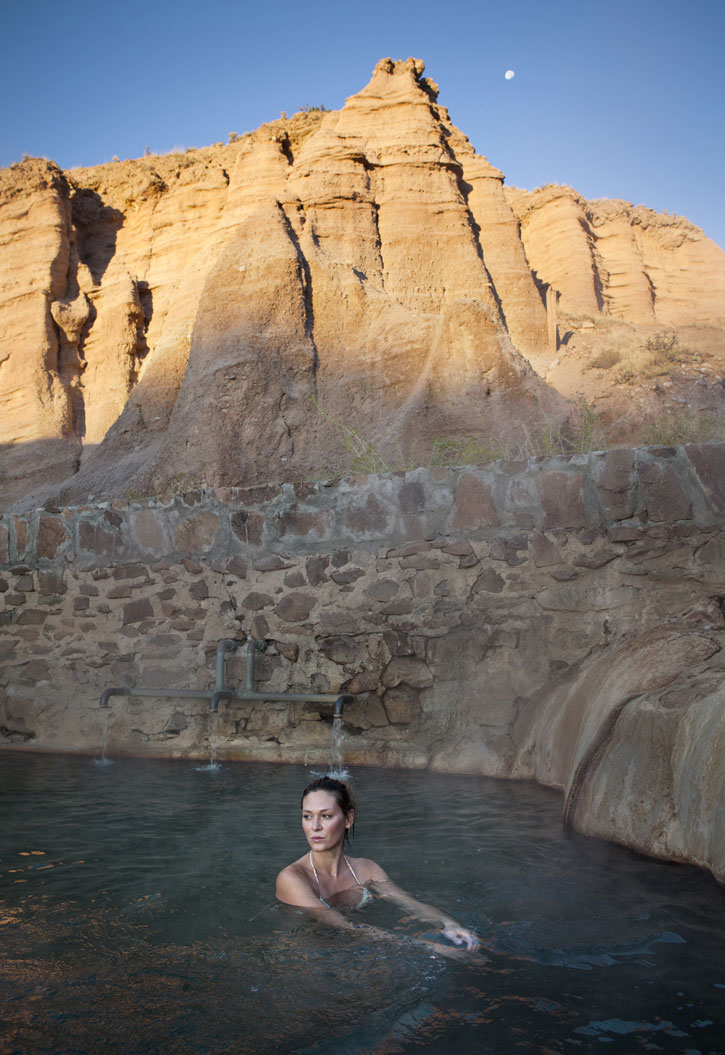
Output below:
[347,856,389,883]
[274,856,303,873]
[276,854,308,884]
[276,855,319,906]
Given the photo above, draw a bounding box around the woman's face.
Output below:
[302,790,353,852]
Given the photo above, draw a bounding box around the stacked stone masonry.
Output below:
[2,444,724,880]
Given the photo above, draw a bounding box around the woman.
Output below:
[276,776,479,952]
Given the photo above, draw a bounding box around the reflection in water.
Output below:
[0,753,723,1053]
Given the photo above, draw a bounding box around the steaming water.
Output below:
[1,751,724,1054]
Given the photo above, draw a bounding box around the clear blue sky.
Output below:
[2,0,723,248]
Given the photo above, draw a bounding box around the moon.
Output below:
[505,69,515,80]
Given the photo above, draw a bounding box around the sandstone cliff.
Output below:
[2,59,724,511]
[505,184,725,326]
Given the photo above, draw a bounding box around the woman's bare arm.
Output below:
[369,871,480,950]
[276,862,479,954]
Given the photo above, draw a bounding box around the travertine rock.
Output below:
[511,625,724,881]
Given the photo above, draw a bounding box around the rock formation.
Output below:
[511,624,724,881]
[506,184,725,325]
[3,56,725,884]
[2,58,724,511]
[0,160,82,492]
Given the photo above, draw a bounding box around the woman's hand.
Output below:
[441,923,480,951]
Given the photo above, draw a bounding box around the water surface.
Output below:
[1,752,723,1053]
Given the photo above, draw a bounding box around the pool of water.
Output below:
[1,751,724,1054]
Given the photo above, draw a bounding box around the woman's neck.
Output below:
[309,845,347,877]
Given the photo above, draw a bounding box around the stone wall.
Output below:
[0,442,721,753]
[3,444,725,878]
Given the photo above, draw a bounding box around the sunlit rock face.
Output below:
[0,59,558,509]
[3,57,725,883]
[506,185,725,325]
[4,58,724,511]
[0,160,81,493]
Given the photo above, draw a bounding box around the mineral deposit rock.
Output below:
[511,624,724,881]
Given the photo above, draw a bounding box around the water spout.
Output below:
[209,689,233,713]
[94,709,114,766]
[331,716,346,774]
[100,687,124,708]
[333,694,354,718]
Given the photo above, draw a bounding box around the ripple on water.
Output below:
[1,752,724,1054]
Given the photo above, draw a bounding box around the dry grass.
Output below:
[616,331,697,383]
[589,347,623,370]
[584,326,701,383]
[314,397,610,478]
[639,410,725,446]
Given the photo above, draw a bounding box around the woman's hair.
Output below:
[301,776,356,841]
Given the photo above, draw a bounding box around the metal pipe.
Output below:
[215,639,238,691]
[99,639,356,716]
[102,684,353,711]
[101,640,241,708]
[209,689,353,713]
[100,687,126,708]
[101,687,223,707]
[210,689,233,712]
[334,694,354,718]
[246,638,266,692]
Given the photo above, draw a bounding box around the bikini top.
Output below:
[308,851,373,909]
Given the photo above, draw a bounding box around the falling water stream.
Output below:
[329,715,348,779]
[195,711,220,772]
[94,709,114,767]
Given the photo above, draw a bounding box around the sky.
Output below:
[2,0,723,248]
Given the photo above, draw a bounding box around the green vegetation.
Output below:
[314,389,725,481]
[312,398,404,474]
[567,398,610,454]
[589,347,623,370]
[429,436,508,467]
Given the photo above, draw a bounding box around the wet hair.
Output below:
[301,776,356,842]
